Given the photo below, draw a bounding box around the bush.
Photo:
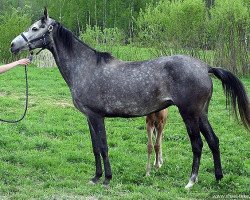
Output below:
[136,0,207,49]
[0,8,31,62]
[79,25,125,47]
[209,0,250,74]
[136,0,250,75]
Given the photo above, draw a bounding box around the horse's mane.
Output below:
[56,22,113,64]
[57,23,73,50]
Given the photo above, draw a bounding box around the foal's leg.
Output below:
[199,113,223,181]
[154,126,162,168]
[154,109,167,168]
[146,114,155,176]
[180,111,203,189]
[88,115,112,185]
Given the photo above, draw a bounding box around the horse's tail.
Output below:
[208,67,250,130]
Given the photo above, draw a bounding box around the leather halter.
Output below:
[20,24,55,52]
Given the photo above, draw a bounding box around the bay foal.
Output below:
[146,109,168,176]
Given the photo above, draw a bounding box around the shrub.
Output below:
[79,25,125,47]
[0,8,31,62]
[136,0,207,49]
[209,0,250,74]
[136,0,250,75]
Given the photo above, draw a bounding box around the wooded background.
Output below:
[0,0,249,74]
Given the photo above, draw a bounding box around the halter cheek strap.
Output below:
[21,33,32,51]
[20,24,55,53]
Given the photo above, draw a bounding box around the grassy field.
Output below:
[0,61,249,199]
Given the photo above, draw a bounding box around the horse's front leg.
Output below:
[87,119,102,184]
[88,115,112,186]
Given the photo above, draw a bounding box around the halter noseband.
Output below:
[20,24,55,53]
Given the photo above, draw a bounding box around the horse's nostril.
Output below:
[10,42,18,54]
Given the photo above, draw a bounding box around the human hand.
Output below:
[17,58,30,66]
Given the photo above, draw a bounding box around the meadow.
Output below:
[0,51,249,199]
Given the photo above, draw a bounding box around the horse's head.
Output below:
[11,8,56,54]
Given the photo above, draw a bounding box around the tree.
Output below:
[204,0,215,8]
[209,0,250,74]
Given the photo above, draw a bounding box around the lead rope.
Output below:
[0,54,32,123]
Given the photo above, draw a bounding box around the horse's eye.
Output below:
[32,27,38,31]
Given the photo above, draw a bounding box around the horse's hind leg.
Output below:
[180,110,203,189]
[146,114,155,176]
[154,109,167,168]
[199,113,223,181]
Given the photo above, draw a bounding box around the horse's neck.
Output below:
[49,35,97,87]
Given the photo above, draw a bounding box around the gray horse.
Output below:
[10,9,250,189]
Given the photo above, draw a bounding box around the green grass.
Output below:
[0,63,249,199]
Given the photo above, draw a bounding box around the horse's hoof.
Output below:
[103,178,111,186]
[185,181,195,189]
[154,162,162,169]
[215,173,223,181]
[89,175,101,185]
[154,159,163,169]
[103,182,110,189]
[146,172,150,177]
[89,180,96,185]
[185,177,198,190]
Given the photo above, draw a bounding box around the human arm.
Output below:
[0,59,30,74]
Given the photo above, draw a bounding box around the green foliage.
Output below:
[136,0,250,75]
[136,0,207,48]
[103,27,125,45]
[80,25,125,46]
[80,25,103,46]
[209,0,250,74]
[0,8,31,62]
[23,0,153,35]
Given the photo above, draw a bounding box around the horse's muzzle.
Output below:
[10,43,21,54]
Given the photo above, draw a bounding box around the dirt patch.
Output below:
[54,101,74,108]
[46,195,99,200]
[0,92,6,97]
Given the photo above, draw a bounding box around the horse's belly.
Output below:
[102,97,172,117]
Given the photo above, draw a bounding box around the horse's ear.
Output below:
[44,7,49,19]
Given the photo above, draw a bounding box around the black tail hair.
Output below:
[209,67,250,130]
